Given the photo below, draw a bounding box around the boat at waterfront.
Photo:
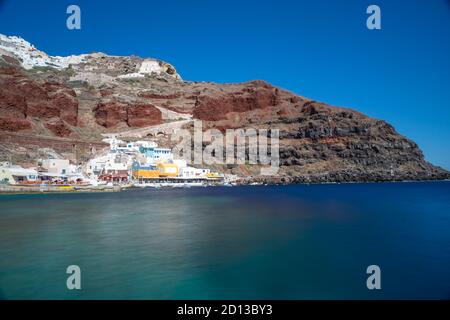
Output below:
[134,181,204,188]
[133,177,211,188]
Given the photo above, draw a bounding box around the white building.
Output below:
[85,153,132,176]
[103,138,157,154]
[153,148,173,162]
[138,145,173,165]
[139,60,163,74]
[179,166,197,178]
[0,165,38,184]
[42,159,70,175]
[195,168,210,177]
[179,166,211,179]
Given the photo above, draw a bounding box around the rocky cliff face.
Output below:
[94,100,162,128]
[0,64,78,137]
[0,34,448,182]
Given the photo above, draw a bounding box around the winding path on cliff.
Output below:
[102,105,193,139]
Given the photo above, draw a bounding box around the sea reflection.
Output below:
[0,183,449,299]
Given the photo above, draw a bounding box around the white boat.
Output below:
[133,181,204,188]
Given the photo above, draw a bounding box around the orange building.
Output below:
[132,169,160,179]
[132,164,160,179]
[157,163,179,177]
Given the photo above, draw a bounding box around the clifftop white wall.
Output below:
[0,34,85,69]
[139,60,162,74]
[0,33,181,79]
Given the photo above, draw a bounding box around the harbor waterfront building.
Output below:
[1,138,224,188]
[42,159,70,175]
[139,146,173,163]
[132,165,160,179]
[0,163,38,184]
[157,162,179,177]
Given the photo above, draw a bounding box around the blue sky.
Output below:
[0,0,449,169]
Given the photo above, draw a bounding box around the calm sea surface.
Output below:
[0,182,449,299]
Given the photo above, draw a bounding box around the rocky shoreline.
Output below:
[239,168,450,185]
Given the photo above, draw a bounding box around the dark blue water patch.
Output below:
[0,182,449,299]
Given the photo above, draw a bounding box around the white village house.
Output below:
[42,159,70,175]
[0,162,38,184]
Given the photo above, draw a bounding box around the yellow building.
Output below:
[132,168,160,179]
[206,172,222,179]
[157,163,179,177]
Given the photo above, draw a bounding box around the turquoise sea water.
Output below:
[0,182,449,299]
